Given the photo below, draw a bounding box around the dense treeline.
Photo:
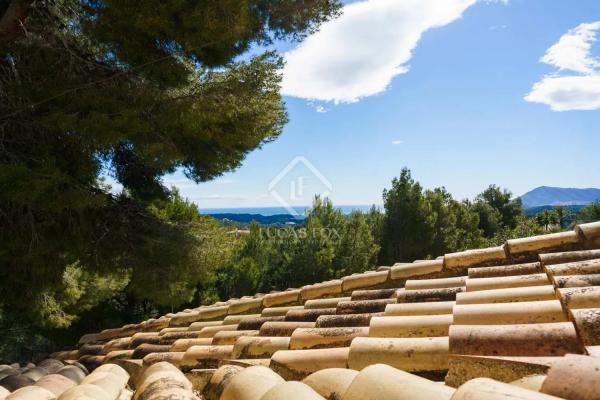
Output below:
[215,197,380,298]
[217,168,595,300]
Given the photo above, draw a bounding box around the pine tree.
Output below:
[0,0,341,327]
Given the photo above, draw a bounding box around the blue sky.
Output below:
[162,0,600,210]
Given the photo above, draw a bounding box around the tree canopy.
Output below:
[378,169,538,264]
[0,0,341,328]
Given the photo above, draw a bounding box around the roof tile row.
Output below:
[23,220,600,399]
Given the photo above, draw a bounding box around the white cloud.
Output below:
[281,0,477,103]
[306,101,330,113]
[526,75,600,112]
[540,22,600,74]
[526,21,600,111]
[391,140,404,145]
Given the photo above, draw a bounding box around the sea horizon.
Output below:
[200,204,382,216]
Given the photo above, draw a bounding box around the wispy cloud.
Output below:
[525,21,600,111]
[281,0,478,103]
[162,177,197,189]
[194,195,248,201]
[306,102,330,113]
[540,22,600,74]
[391,140,404,145]
[215,178,235,184]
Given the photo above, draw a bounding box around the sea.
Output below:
[200,205,380,216]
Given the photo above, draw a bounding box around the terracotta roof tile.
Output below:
[302,368,358,399]
[558,286,600,309]
[385,301,455,316]
[507,231,582,257]
[260,380,324,400]
[456,285,557,305]
[350,288,398,301]
[304,297,351,310]
[397,287,465,303]
[262,290,301,308]
[343,364,455,400]
[465,274,550,292]
[23,222,600,400]
[468,262,542,278]
[453,377,562,400]
[452,300,567,325]
[405,276,466,290]
[231,336,290,359]
[348,337,449,373]
[180,345,234,370]
[390,260,444,280]
[369,314,453,338]
[284,308,337,322]
[553,273,600,288]
[300,280,343,301]
[449,323,584,356]
[289,327,368,350]
[336,298,396,314]
[270,347,349,380]
[576,221,600,242]
[258,321,316,337]
[261,306,304,317]
[315,313,378,328]
[444,246,507,269]
[341,271,389,292]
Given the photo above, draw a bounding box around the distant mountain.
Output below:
[520,186,600,208]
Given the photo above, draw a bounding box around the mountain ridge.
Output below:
[520,186,600,208]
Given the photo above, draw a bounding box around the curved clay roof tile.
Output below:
[348,337,449,372]
[342,363,455,400]
[302,368,358,400]
[468,262,542,279]
[220,366,284,400]
[385,301,455,316]
[449,323,584,357]
[261,381,325,400]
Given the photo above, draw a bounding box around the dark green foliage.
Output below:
[379,168,435,264]
[0,0,340,339]
[424,188,484,256]
[581,202,600,222]
[216,197,380,295]
[474,185,523,234]
[378,169,484,264]
[335,211,381,277]
[365,205,384,248]
[377,169,558,263]
[536,209,560,230]
[471,201,502,237]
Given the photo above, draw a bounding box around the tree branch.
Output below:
[0,0,34,44]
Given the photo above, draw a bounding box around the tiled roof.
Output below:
[6,220,600,399]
